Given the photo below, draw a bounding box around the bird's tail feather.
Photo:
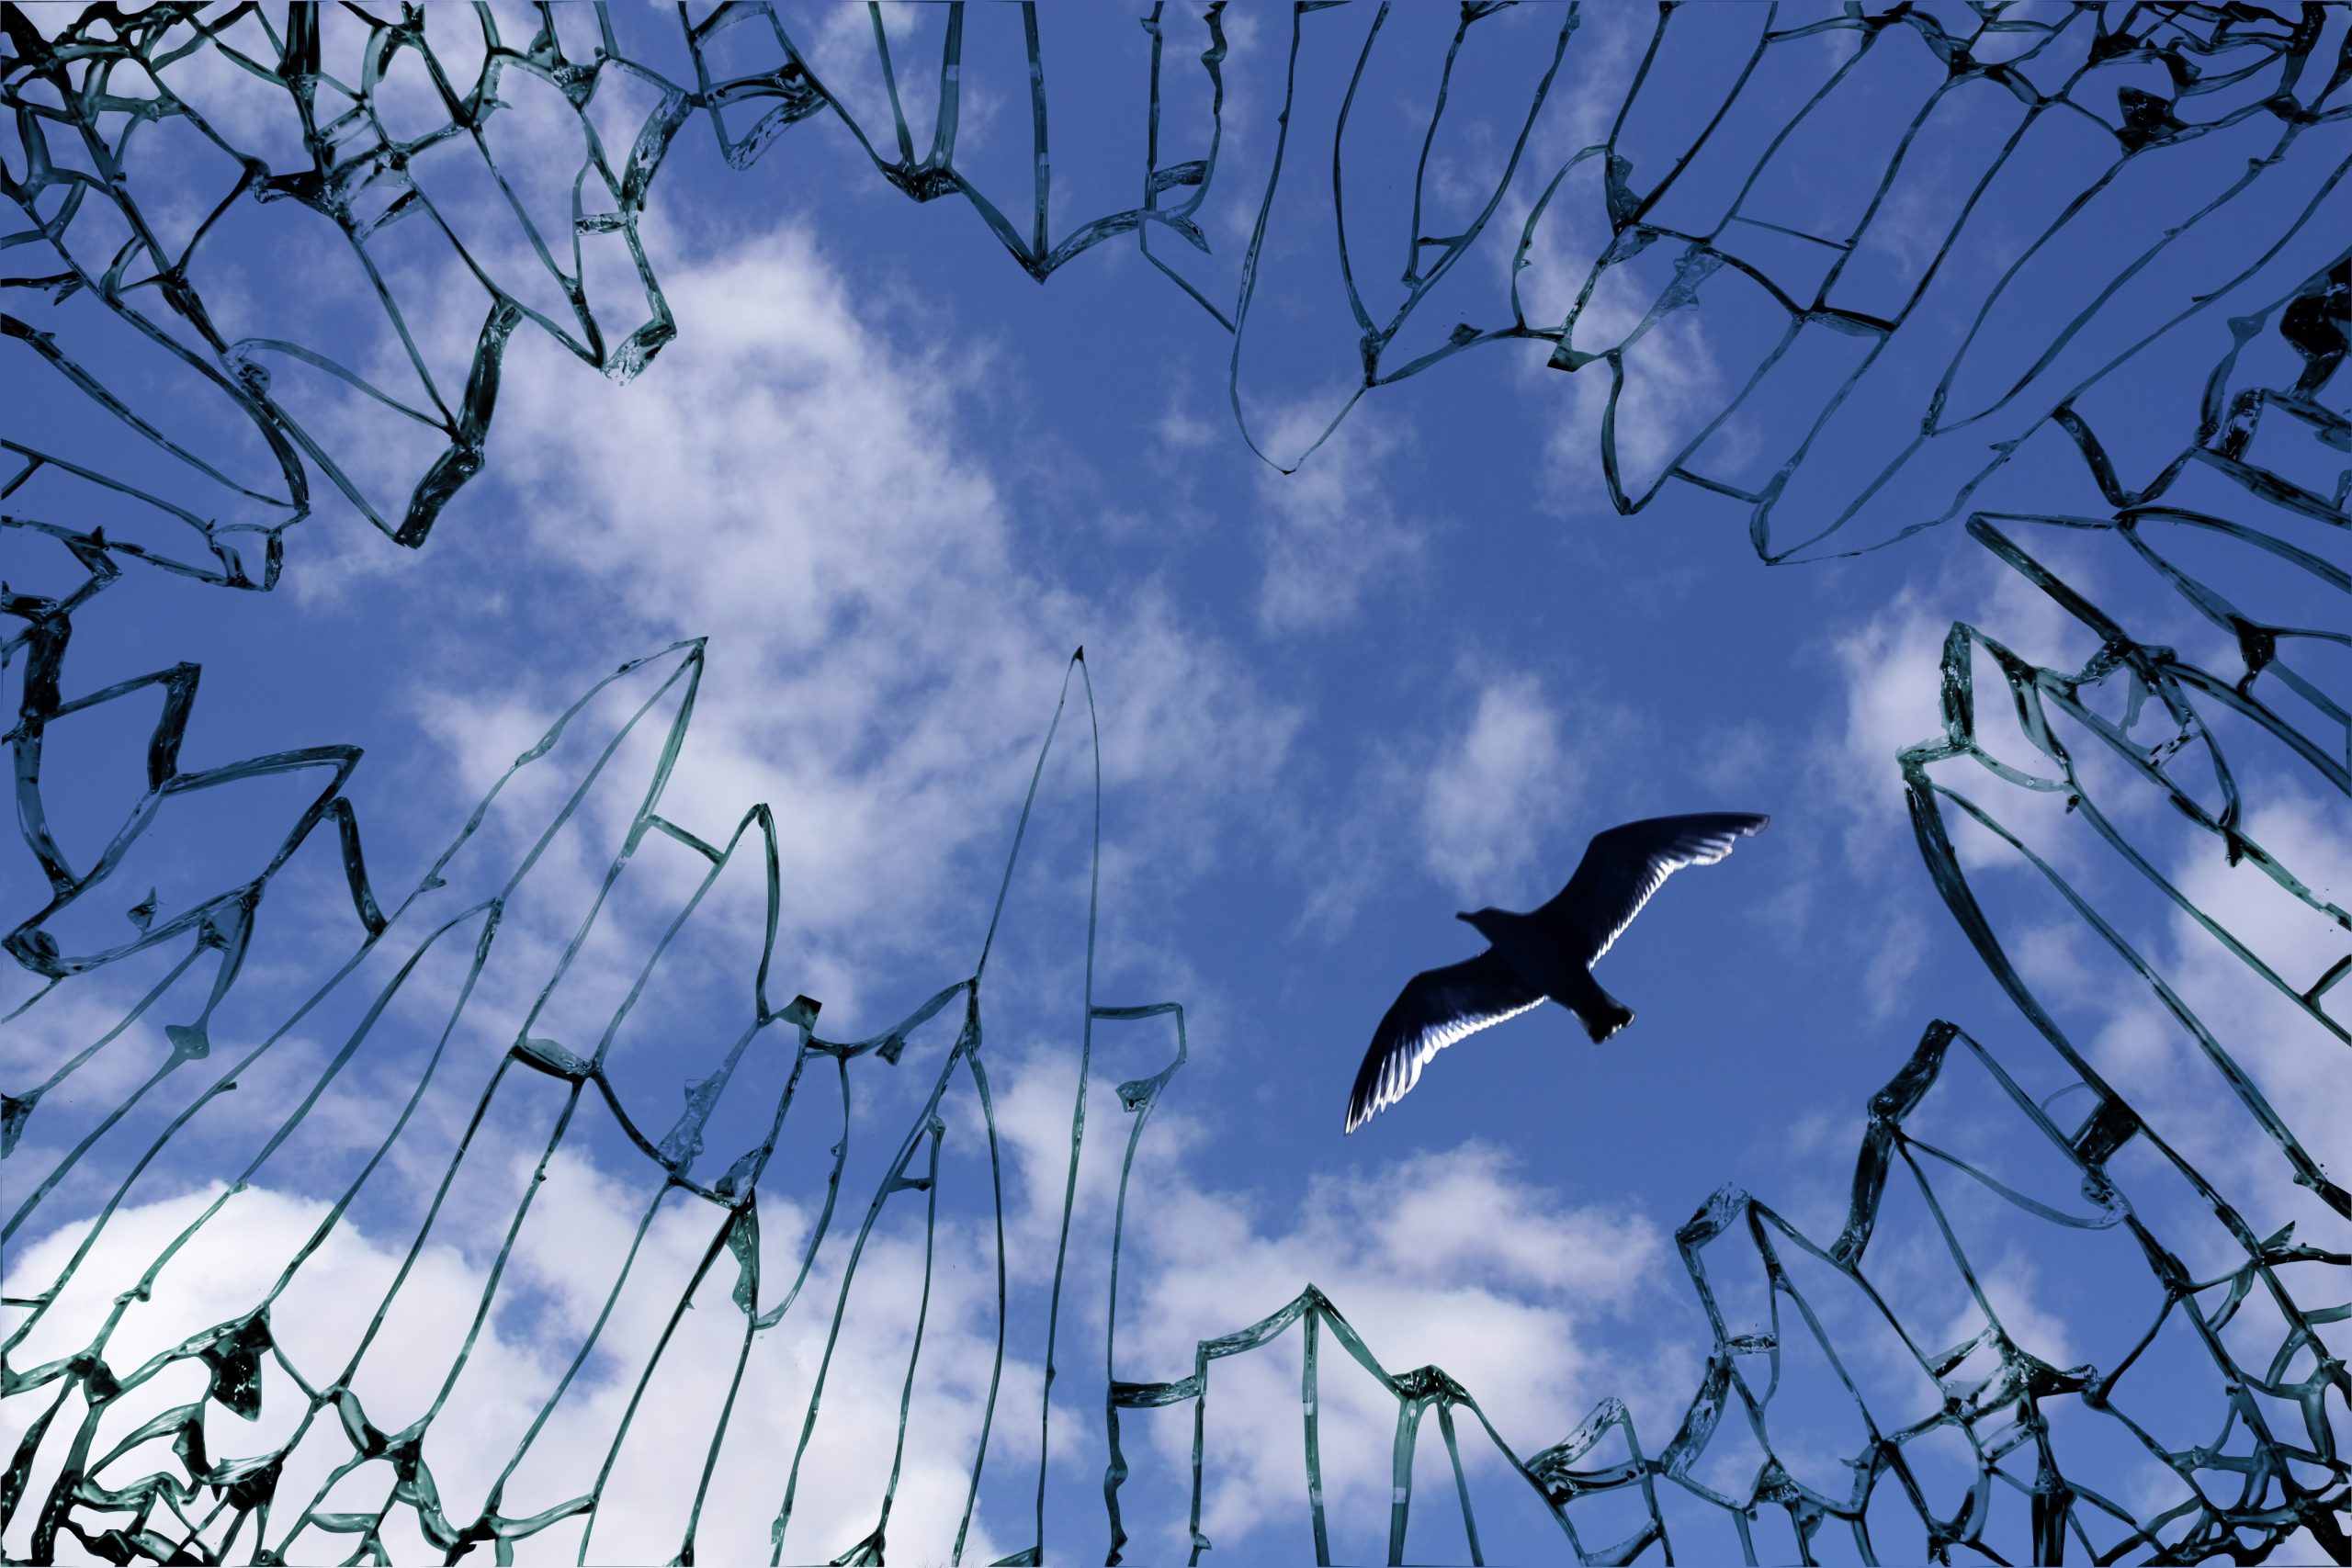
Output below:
[1585,1003,1634,1044]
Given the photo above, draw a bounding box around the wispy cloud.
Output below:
[1250,400,1424,634]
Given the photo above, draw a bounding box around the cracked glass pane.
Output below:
[4,4,2345,1563]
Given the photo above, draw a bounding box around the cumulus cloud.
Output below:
[1123,1141,1672,1551]
[382,226,1306,1023]
[0,209,1684,1565]
[6,1074,1676,1565]
[3,1134,1041,1564]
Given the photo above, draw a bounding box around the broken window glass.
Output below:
[4,4,2344,1563]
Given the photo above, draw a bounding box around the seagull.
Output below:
[1343,813,1769,1134]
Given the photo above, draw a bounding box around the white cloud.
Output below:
[1418,671,1576,905]
[1154,395,1220,454]
[415,226,1303,1020]
[1825,586,1949,862]
[2082,790,2352,1235]
[1819,547,2109,877]
[0,1158,1029,1566]
[1491,7,1743,520]
[1814,542,2347,1257]
[5,1052,1679,1565]
[1860,908,1931,1022]
[1250,400,1424,634]
[1542,308,1729,515]
[1292,664,1602,937]
[0,220,1679,1564]
[1971,1250,2078,1371]
[1115,1140,1673,1555]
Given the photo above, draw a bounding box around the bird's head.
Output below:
[1456,908,1504,940]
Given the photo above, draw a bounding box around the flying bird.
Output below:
[1343,813,1769,1134]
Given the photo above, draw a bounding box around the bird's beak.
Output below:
[1454,911,1472,923]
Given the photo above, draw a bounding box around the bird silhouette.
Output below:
[1343,813,1768,1134]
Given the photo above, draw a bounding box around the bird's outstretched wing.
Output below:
[1344,951,1544,1134]
[1537,813,1769,963]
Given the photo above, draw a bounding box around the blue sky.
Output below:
[4,4,2347,1564]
